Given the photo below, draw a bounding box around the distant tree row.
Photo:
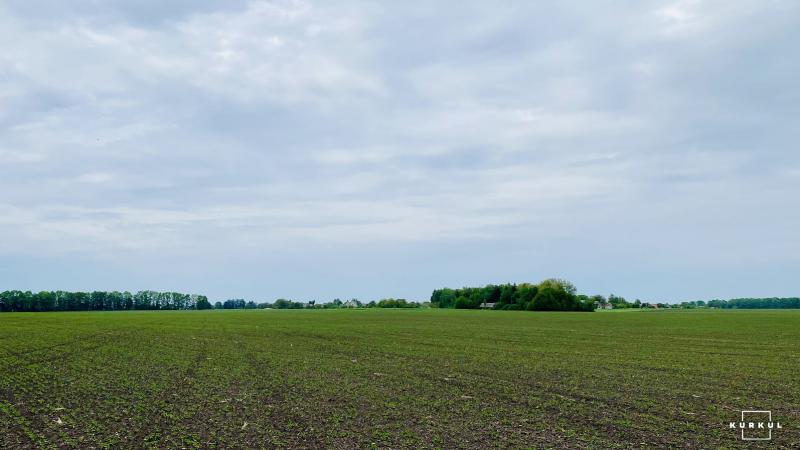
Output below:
[595,297,800,309]
[431,279,594,311]
[216,298,424,309]
[214,299,327,309]
[704,298,800,309]
[640,299,800,309]
[0,290,212,312]
[372,298,420,308]
[0,291,434,313]
[272,299,308,309]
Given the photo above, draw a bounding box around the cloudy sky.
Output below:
[1,1,798,302]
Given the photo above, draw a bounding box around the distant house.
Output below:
[479,302,496,309]
[644,303,659,309]
[602,304,613,310]
[343,300,359,308]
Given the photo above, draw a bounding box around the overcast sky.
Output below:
[1,1,798,302]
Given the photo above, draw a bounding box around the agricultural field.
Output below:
[1,309,798,449]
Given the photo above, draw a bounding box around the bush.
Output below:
[376,298,420,308]
[454,297,471,309]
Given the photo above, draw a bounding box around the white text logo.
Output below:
[729,410,782,441]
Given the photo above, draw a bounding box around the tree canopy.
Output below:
[0,290,210,312]
[431,279,594,312]
[704,298,800,309]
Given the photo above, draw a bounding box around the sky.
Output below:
[1,0,799,303]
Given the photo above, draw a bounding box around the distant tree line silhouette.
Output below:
[0,292,430,312]
[215,298,422,309]
[705,298,800,309]
[5,289,795,313]
[0,290,212,312]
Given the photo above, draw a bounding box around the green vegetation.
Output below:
[372,298,420,308]
[0,291,210,313]
[2,309,798,448]
[7,288,796,315]
[431,279,594,311]
[214,298,423,310]
[705,298,800,309]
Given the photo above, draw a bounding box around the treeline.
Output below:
[0,292,427,313]
[212,299,307,309]
[431,279,594,311]
[0,290,212,312]
[216,298,423,309]
[373,298,420,308]
[705,298,800,309]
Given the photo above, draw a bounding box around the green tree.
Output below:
[531,287,562,311]
[197,296,213,310]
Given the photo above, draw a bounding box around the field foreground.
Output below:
[1,309,798,448]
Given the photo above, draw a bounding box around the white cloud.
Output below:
[0,0,798,299]
[656,0,702,33]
